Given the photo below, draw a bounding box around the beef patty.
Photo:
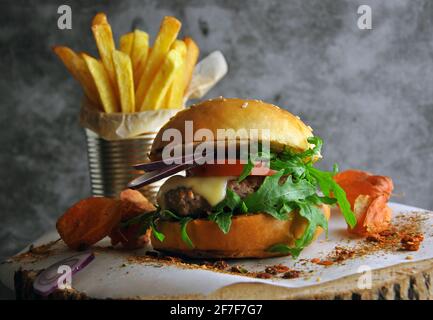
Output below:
[163,176,265,218]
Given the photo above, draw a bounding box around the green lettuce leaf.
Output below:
[180,218,194,248]
[237,157,254,182]
[209,189,241,234]
[307,167,356,228]
[243,170,316,220]
[212,211,232,234]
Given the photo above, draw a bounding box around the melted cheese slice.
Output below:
[157,175,233,208]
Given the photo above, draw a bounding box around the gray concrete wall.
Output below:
[1,0,433,260]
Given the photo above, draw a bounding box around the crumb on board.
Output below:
[126,252,302,280]
[10,239,61,263]
[310,212,427,266]
[282,270,301,279]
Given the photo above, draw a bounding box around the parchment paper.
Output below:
[1,203,432,299]
[80,51,228,141]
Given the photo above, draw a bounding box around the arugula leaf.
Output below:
[294,201,328,249]
[237,148,272,182]
[307,167,356,228]
[243,170,316,220]
[160,209,180,220]
[180,218,194,248]
[268,243,302,258]
[279,202,296,216]
[307,194,337,206]
[213,189,242,212]
[240,201,248,213]
[267,201,328,259]
[237,157,254,182]
[120,210,156,228]
[137,214,154,236]
[119,211,166,242]
[270,136,356,229]
[152,209,196,246]
[213,211,232,234]
[270,158,307,181]
[209,189,241,234]
[302,136,323,160]
[150,219,165,242]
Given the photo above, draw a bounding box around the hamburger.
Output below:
[128,98,356,259]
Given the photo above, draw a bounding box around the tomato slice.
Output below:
[188,160,277,177]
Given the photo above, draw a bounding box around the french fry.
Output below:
[53,46,100,106]
[130,30,149,85]
[135,16,181,109]
[183,37,200,94]
[112,50,135,113]
[119,32,134,56]
[82,53,118,113]
[91,13,116,88]
[136,47,151,87]
[92,12,108,25]
[163,40,187,108]
[140,49,182,110]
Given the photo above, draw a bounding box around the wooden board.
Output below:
[13,258,433,300]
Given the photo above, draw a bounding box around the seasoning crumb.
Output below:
[310,258,320,264]
[316,277,321,282]
[405,255,414,260]
[282,270,301,279]
[230,265,248,274]
[264,266,278,275]
[313,212,427,266]
[255,272,272,279]
[213,260,228,270]
[401,234,424,251]
[310,258,334,266]
[161,256,181,263]
[319,260,334,266]
[268,264,290,274]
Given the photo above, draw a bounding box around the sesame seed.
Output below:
[241,102,248,109]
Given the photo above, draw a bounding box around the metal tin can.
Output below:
[84,129,164,202]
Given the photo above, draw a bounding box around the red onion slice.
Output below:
[127,163,195,189]
[33,251,95,297]
[133,152,209,172]
[133,153,197,172]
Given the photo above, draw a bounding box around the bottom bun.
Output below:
[151,205,330,259]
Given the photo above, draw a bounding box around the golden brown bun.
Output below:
[150,98,314,160]
[151,205,330,259]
